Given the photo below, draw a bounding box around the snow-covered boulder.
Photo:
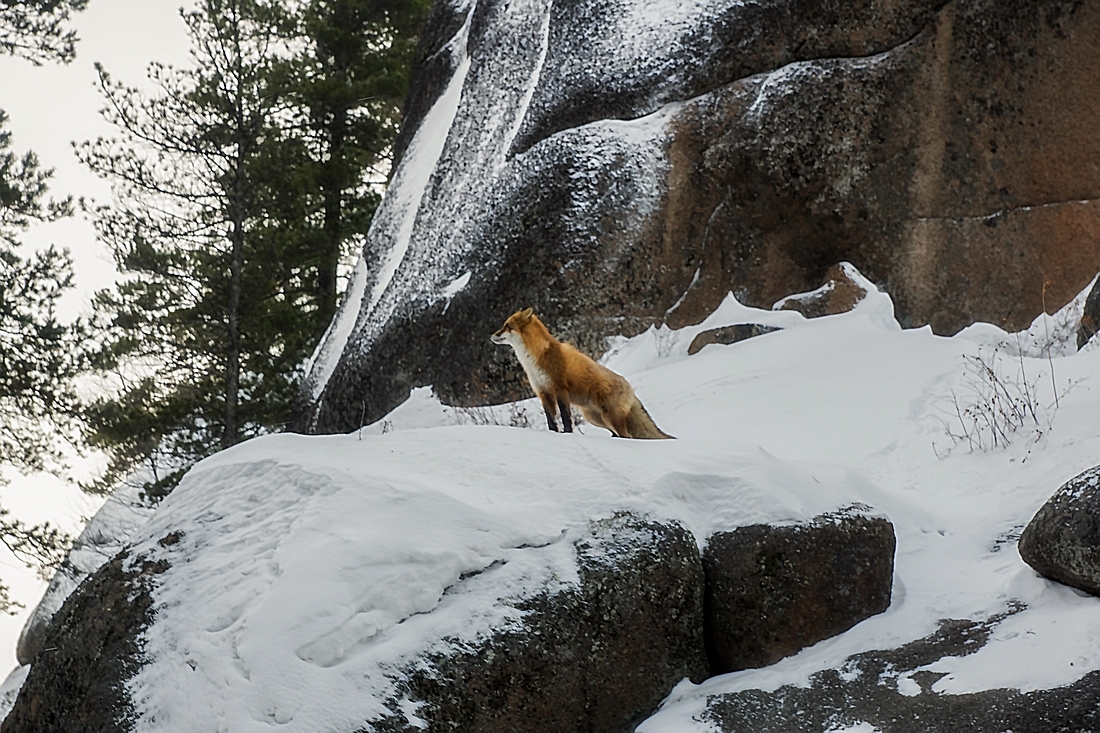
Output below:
[1,417,882,732]
[703,509,895,675]
[10,281,1100,730]
[296,0,1100,433]
[1018,465,1100,597]
[371,513,707,733]
[4,513,709,733]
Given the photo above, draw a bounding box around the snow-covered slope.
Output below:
[9,275,1100,730]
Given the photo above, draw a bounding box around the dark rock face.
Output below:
[687,324,781,355]
[702,605,1100,733]
[298,0,1100,432]
[703,511,895,674]
[1,548,167,733]
[1018,465,1100,596]
[366,513,708,733]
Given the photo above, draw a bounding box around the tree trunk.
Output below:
[317,102,347,332]
[224,1,245,450]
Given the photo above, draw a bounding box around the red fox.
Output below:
[491,308,673,439]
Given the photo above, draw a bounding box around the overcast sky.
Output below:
[0,0,196,677]
[0,0,195,320]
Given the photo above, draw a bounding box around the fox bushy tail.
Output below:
[626,400,674,440]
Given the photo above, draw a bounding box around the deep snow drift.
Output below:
[6,274,1100,731]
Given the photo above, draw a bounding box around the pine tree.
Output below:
[0,111,81,485]
[0,0,88,64]
[81,0,428,498]
[78,0,315,497]
[0,0,88,609]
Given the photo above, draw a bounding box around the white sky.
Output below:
[0,0,194,677]
[0,0,195,320]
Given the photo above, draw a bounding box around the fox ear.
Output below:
[519,307,534,320]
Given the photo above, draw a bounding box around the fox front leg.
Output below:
[538,392,560,432]
[557,396,573,433]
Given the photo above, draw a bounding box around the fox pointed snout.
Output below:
[491,330,507,344]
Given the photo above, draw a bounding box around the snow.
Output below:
[124,429,862,731]
[9,269,1100,729]
[366,49,472,317]
[11,479,153,669]
[0,664,28,719]
[302,256,370,399]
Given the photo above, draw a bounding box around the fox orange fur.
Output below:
[491,308,673,439]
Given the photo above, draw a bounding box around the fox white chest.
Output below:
[506,338,552,394]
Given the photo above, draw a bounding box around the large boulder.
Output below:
[1,428,906,732]
[703,509,895,674]
[369,513,708,732]
[3,513,709,733]
[4,508,903,732]
[1018,465,1100,596]
[296,0,1100,432]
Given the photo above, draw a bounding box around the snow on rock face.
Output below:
[299,0,1100,434]
[3,431,865,732]
[294,0,952,432]
[14,482,154,667]
[118,434,859,732]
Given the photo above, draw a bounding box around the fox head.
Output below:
[491,307,534,346]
